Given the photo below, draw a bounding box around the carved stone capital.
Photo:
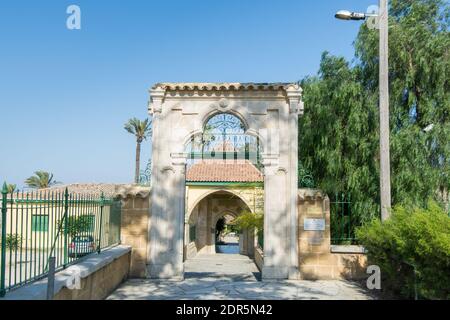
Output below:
[171,152,188,166]
[148,86,166,114]
[261,154,280,176]
[285,84,304,115]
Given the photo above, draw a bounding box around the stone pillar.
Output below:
[261,155,289,279]
[147,153,186,280]
[297,189,332,279]
[116,185,151,278]
[286,85,304,279]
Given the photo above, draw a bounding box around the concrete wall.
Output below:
[297,189,367,280]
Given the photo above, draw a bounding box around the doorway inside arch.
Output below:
[215,214,239,254]
[185,190,256,258]
[184,189,262,281]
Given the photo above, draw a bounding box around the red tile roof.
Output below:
[186,160,263,183]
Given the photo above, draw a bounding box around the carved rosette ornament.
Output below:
[211,98,233,112]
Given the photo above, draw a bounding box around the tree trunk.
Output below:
[135,141,141,184]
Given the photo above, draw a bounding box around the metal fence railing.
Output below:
[0,183,121,296]
[330,193,360,245]
[257,231,263,250]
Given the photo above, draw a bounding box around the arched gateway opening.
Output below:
[184,190,257,260]
[183,188,262,280]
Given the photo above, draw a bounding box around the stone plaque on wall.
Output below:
[303,218,325,231]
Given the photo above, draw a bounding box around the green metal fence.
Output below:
[330,193,359,245]
[0,183,121,297]
[257,231,263,250]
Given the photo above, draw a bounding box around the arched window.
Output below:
[204,113,246,135]
[186,113,261,165]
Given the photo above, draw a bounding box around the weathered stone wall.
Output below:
[297,189,367,280]
[116,185,151,278]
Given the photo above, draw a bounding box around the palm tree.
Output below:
[7,184,16,193]
[124,118,152,184]
[25,171,59,189]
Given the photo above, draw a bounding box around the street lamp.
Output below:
[335,0,391,221]
[335,10,371,20]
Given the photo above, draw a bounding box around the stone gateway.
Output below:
[148,83,302,280]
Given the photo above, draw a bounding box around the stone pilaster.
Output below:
[286,85,303,280]
[147,153,186,280]
[261,154,289,279]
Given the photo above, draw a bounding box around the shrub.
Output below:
[356,201,450,299]
[231,212,263,233]
[1,234,23,251]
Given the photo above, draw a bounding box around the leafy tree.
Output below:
[299,0,449,223]
[124,118,152,184]
[57,215,94,238]
[25,171,59,189]
[232,211,264,233]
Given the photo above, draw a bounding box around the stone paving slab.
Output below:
[107,254,372,300]
[107,278,372,300]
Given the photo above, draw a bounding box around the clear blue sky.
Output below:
[0,0,374,188]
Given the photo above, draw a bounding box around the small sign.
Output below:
[304,218,325,231]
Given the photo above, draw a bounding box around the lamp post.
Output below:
[335,0,391,221]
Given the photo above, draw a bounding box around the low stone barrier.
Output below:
[2,245,131,300]
[254,247,264,271]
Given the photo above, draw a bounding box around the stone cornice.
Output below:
[114,185,151,200]
[149,82,303,101]
[151,82,301,92]
[297,189,329,201]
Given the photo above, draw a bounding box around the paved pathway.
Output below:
[185,254,260,281]
[107,254,372,300]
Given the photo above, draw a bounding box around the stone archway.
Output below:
[148,83,304,280]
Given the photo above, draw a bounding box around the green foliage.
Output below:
[124,117,152,183]
[299,0,450,224]
[356,201,450,299]
[1,234,23,251]
[232,211,263,233]
[57,215,94,238]
[300,53,380,223]
[124,117,152,143]
[6,184,16,194]
[25,171,59,189]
